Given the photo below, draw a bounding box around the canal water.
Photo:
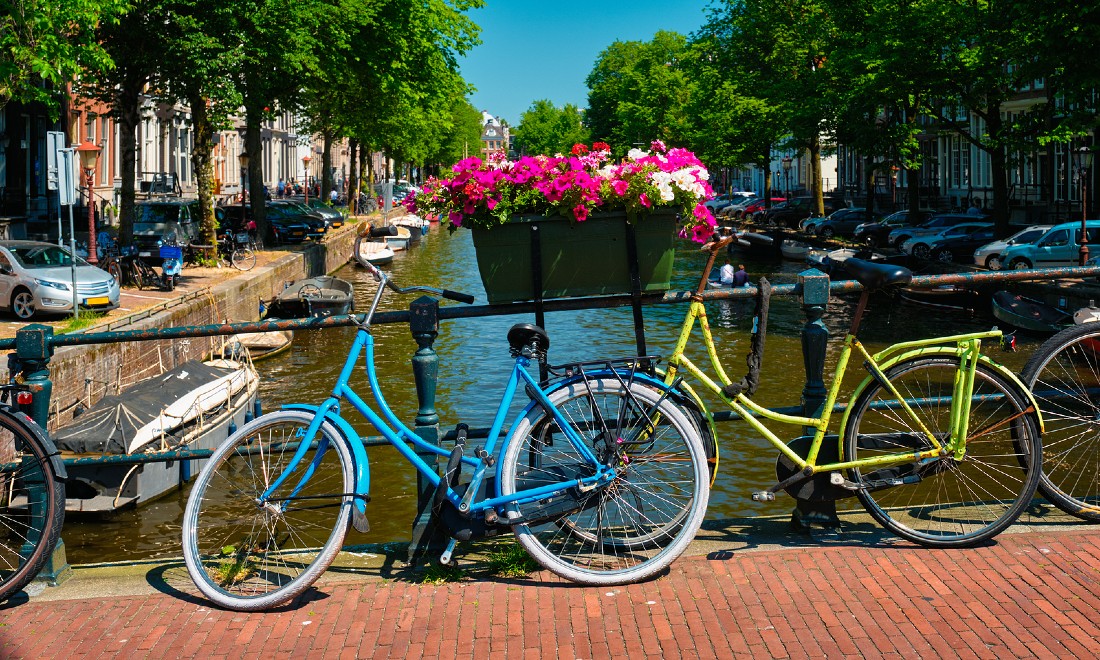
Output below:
[61,227,1043,564]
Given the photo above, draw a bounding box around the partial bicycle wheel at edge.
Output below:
[843,356,1041,547]
[500,378,709,585]
[0,410,65,603]
[182,410,355,611]
[1021,323,1100,520]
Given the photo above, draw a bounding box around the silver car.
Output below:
[0,240,121,319]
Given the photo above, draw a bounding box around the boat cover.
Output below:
[54,359,255,454]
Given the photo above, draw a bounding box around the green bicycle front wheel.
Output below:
[843,356,1041,547]
[182,410,355,611]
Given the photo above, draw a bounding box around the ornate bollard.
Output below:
[406,295,446,563]
[12,324,71,585]
[791,268,842,530]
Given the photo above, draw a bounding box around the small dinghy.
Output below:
[779,240,810,261]
[991,291,1073,334]
[266,275,354,319]
[354,234,395,265]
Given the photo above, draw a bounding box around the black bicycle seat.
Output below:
[507,323,550,354]
[843,258,912,291]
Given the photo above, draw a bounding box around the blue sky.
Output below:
[459,1,712,126]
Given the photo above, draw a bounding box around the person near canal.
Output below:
[732,263,749,287]
[719,259,736,286]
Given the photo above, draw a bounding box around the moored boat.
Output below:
[55,358,260,513]
[898,284,980,311]
[779,240,810,261]
[991,290,1073,333]
[218,330,294,362]
[386,225,414,251]
[266,275,355,319]
[354,234,395,265]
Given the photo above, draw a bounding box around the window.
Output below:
[1040,229,1069,247]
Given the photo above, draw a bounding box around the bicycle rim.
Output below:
[843,357,1041,547]
[501,378,708,585]
[232,248,256,271]
[0,414,64,603]
[1022,323,1100,520]
[182,411,354,611]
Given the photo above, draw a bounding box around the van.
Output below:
[132,199,201,259]
[1000,219,1100,269]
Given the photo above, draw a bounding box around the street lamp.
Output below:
[782,156,793,199]
[76,140,102,265]
[302,154,312,205]
[239,150,249,234]
[1075,145,1094,265]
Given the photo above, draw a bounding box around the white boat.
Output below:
[394,214,430,241]
[780,240,810,261]
[218,330,294,362]
[386,225,413,251]
[354,234,395,265]
[55,358,260,512]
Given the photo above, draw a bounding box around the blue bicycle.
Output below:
[182,259,711,611]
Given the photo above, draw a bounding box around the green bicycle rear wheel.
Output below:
[844,356,1041,547]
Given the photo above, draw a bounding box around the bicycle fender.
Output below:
[281,404,370,511]
[838,348,1044,444]
[2,408,67,481]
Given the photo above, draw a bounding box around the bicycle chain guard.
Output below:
[774,436,857,502]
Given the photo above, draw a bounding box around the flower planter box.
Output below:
[470,210,679,305]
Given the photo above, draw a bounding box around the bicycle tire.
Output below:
[231,247,256,271]
[133,261,152,290]
[1021,323,1100,520]
[106,260,123,285]
[843,356,1042,547]
[500,378,709,585]
[182,410,355,611]
[0,410,65,603]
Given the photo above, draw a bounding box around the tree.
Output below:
[0,0,124,113]
[514,100,588,156]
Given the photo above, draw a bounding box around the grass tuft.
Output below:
[486,541,539,578]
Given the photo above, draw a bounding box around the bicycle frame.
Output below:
[664,292,1042,479]
[258,322,621,520]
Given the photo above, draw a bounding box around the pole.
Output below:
[85,169,98,265]
[1081,169,1090,266]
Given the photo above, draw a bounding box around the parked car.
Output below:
[0,240,120,319]
[972,225,1051,270]
[887,213,985,249]
[761,196,847,228]
[718,196,762,219]
[132,198,201,259]
[902,223,994,259]
[216,205,311,244]
[922,225,999,263]
[853,210,932,248]
[705,191,755,213]
[737,197,786,220]
[1000,220,1100,269]
[271,199,333,235]
[285,197,345,228]
[812,208,882,238]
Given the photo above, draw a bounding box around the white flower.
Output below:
[657,182,675,202]
[627,148,649,161]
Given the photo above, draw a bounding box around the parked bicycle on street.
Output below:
[181,251,711,611]
[660,236,1043,547]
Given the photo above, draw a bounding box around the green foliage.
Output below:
[56,311,108,334]
[0,0,125,114]
[420,562,466,584]
[485,541,539,578]
[514,100,589,156]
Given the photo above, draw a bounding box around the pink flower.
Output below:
[611,180,629,196]
[639,193,652,208]
[448,211,464,227]
[691,223,713,243]
[573,204,589,222]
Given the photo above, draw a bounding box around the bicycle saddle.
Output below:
[843,258,912,291]
[507,323,550,355]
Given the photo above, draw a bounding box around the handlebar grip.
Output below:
[442,289,475,304]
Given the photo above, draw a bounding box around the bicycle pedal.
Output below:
[751,491,775,502]
[829,472,861,491]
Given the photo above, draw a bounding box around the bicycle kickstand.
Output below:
[440,538,458,565]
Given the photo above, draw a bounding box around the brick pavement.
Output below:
[2,527,1099,659]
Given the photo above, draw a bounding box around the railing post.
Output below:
[406,295,445,563]
[13,324,72,586]
[792,269,841,530]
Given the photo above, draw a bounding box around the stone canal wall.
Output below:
[19,223,362,431]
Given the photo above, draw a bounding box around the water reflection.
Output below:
[61,228,1044,563]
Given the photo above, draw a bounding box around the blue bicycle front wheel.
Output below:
[182,410,355,611]
[500,377,709,585]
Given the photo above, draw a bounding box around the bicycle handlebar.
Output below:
[353,237,475,310]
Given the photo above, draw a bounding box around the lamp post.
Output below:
[302,154,312,205]
[239,150,249,233]
[1075,145,1095,265]
[75,140,102,265]
[782,156,793,199]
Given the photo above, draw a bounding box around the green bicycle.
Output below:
[662,237,1044,547]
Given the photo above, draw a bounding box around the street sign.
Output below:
[46,131,65,191]
[57,149,76,206]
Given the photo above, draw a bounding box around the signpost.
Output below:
[50,136,80,319]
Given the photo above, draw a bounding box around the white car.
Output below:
[901,223,994,259]
[972,225,1051,270]
[0,240,121,319]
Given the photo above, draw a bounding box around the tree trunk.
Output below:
[361,148,371,207]
[809,134,823,216]
[187,92,217,249]
[348,139,359,215]
[115,74,144,247]
[986,106,1010,237]
[321,129,333,203]
[864,156,876,214]
[245,105,267,243]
